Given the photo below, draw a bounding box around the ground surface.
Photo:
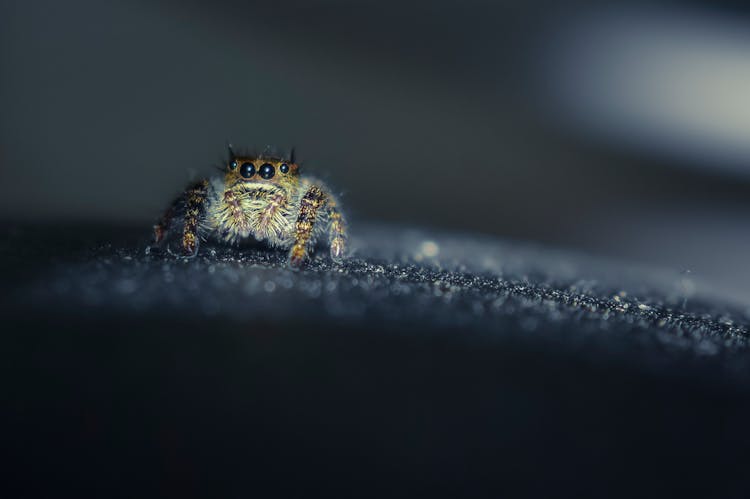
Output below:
[4,222,750,497]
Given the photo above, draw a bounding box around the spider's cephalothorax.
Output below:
[153,145,347,267]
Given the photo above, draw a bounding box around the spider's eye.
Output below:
[280,163,290,174]
[259,163,275,179]
[240,162,256,178]
[229,159,238,170]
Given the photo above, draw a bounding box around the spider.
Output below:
[153,145,347,267]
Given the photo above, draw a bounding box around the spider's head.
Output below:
[225,145,300,187]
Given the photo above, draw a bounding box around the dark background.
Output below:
[4,0,750,303]
[5,2,750,496]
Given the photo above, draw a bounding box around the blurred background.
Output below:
[3,0,750,303]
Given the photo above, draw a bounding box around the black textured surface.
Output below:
[4,222,750,497]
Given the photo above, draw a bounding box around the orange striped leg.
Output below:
[180,180,209,256]
[289,186,326,267]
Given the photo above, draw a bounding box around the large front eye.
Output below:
[229,159,238,170]
[259,163,275,179]
[240,162,256,178]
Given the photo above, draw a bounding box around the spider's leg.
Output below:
[289,185,326,267]
[180,180,210,257]
[325,192,347,262]
[153,180,210,257]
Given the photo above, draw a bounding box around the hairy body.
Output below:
[153,146,347,267]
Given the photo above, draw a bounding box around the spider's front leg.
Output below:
[153,179,210,257]
[288,185,347,267]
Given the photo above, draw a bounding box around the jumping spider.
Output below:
[153,145,347,267]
